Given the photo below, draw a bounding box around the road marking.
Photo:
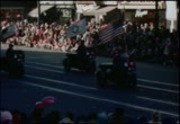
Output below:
[27,61,178,87]
[138,78,179,87]
[137,84,179,94]
[26,61,63,69]
[136,96,179,106]
[25,74,97,90]
[25,65,64,74]
[27,56,58,60]
[26,61,179,93]
[21,81,179,118]
[26,62,80,71]
[26,62,63,69]
[27,57,45,59]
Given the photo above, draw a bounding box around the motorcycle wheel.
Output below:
[96,71,106,87]
[86,61,96,74]
[16,66,24,77]
[128,73,137,88]
[8,65,24,78]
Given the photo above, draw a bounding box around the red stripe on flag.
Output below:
[114,27,125,37]
[99,24,114,42]
[99,21,125,43]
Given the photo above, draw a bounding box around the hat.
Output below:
[0,111,13,122]
[59,117,73,124]
[98,112,108,124]
[35,101,45,109]
[42,96,55,106]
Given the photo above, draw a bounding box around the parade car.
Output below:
[63,51,96,73]
[96,54,137,88]
[0,50,25,77]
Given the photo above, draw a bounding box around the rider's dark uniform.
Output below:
[6,44,14,59]
[76,41,88,67]
[112,47,128,83]
[112,47,126,69]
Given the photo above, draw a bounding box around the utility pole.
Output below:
[155,0,159,37]
[37,1,40,28]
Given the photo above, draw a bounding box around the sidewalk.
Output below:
[1,43,62,53]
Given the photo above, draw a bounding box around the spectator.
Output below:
[0,110,13,124]
[97,112,108,124]
[75,115,88,124]
[44,110,60,124]
[108,107,127,124]
[59,112,74,124]
[6,43,14,59]
[12,110,27,124]
[138,115,148,124]
[87,112,97,124]
[30,101,44,124]
[148,111,162,124]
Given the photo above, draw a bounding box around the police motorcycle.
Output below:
[63,47,96,73]
[0,45,25,77]
[0,22,25,77]
[96,49,137,88]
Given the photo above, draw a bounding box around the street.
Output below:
[1,44,179,120]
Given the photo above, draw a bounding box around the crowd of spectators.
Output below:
[1,106,179,124]
[1,18,179,66]
[1,18,100,52]
[124,22,179,66]
[94,22,179,66]
[0,97,179,124]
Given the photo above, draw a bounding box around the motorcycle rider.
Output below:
[6,43,14,59]
[112,46,127,69]
[112,46,128,84]
[76,40,88,68]
[77,40,87,57]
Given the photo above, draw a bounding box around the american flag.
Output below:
[1,22,17,41]
[66,19,87,37]
[99,20,126,44]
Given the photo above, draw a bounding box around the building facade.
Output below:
[0,1,178,31]
[0,1,36,20]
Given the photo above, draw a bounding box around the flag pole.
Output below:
[123,1,128,53]
[122,2,128,54]
[155,0,159,37]
[124,26,128,54]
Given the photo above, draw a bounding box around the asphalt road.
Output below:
[1,44,179,120]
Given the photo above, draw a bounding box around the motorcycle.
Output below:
[63,50,96,73]
[0,50,25,77]
[96,51,137,88]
